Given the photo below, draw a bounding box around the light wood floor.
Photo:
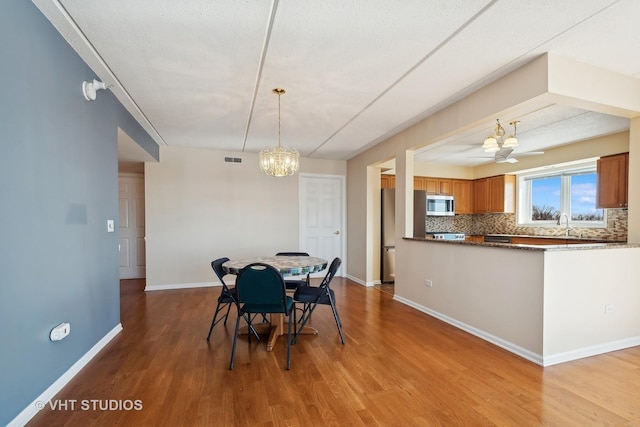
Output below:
[29,278,640,426]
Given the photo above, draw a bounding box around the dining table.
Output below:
[222,255,328,351]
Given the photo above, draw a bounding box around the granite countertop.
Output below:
[483,234,627,243]
[404,236,639,251]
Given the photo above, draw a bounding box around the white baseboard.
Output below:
[346,274,373,287]
[393,295,640,367]
[542,336,640,366]
[392,295,544,366]
[144,281,220,292]
[8,323,123,427]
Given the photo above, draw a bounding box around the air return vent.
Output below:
[224,157,242,163]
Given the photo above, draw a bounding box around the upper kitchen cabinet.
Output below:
[597,153,628,208]
[452,179,474,214]
[474,178,489,213]
[420,177,452,195]
[474,175,515,213]
[381,174,396,189]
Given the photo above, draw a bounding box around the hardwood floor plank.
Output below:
[26,277,640,426]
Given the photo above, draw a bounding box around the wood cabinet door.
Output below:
[381,175,395,189]
[597,153,628,208]
[413,176,425,191]
[487,175,515,213]
[424,178,438,194]
[488,176,505,212]
[452,180,473,214]
[474,178,489,213]
[438,179,453,195]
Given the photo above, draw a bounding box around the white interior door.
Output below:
[118,174,146,279]
[299,174,345,277]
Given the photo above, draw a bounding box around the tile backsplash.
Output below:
[425,209,628,241]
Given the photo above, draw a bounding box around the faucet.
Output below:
[557,212,573,237]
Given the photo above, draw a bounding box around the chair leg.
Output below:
[229,312,242,370]
[329,300,345,345]
[286,309,293,370]
[206,301,225,341]
[292,302,319,344]
[222,303,232,326]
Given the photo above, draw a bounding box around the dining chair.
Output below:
[292,257,345,345]
[275,252,310,289]
[207,257,260,342]
[229,263,296,370]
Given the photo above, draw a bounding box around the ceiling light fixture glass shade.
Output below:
[259,88,299,177]
[482,136,500,152]
[502,135,518,148]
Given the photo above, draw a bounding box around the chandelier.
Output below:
[482,119,520,153]
[259,88,300,177]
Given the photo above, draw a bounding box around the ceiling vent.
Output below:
[224,157,242,164]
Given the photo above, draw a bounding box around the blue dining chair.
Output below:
[275,252,311,289]
[229,263,296,370]
[207,257,259,342]
[292,257,345,345]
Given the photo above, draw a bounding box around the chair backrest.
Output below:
[236,263,289,314]
[319,257,341,289]
[211,257,231,291]
[275,252,310,256]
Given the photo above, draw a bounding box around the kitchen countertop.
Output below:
[404,236,638,251]
[483,234,627,243]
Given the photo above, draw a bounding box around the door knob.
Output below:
[334,230,340,235]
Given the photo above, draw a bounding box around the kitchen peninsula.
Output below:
[395,237,640,366]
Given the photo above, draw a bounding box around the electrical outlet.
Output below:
[50,322,71,341]
[425,279,433,287]
[605,304,614,314]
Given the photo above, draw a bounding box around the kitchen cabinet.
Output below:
[452,179,474,214]
[390,175,473,213]
[381,174,395,189]
[597,152,628,208]
[474,175,515,213]
[474,178,489,213]
[465,235,484,243]
[414,176,451,194]
[423,177,452,195]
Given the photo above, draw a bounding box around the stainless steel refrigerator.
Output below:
[381,189,426,284]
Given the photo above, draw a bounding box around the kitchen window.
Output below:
[517,161,605,228]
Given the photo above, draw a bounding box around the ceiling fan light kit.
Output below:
[482,119,519,153]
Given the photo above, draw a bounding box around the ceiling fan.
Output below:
[481,119,543,163]
[494,146,544,163]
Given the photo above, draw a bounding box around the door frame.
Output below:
[298,173,346,277]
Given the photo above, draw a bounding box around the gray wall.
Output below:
[0,1,157,424]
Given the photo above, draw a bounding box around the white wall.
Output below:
[397,240,545,356]
[543,248,640,359]
[396,240,640,365]
[145,146,346,287]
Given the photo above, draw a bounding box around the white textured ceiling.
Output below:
[34,0,640,166]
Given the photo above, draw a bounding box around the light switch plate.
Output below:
[107,219,115,232]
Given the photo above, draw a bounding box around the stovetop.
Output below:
[426,231,466,240]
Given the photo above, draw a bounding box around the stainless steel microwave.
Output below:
[426,195,455,216]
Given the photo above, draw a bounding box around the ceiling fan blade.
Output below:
[496,157,518,164]
[516,151,544,157]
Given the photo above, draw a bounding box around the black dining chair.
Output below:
[292,257,345,345]
[229,263,296,370]
[275,252,310,290]
[207,257,259,342]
